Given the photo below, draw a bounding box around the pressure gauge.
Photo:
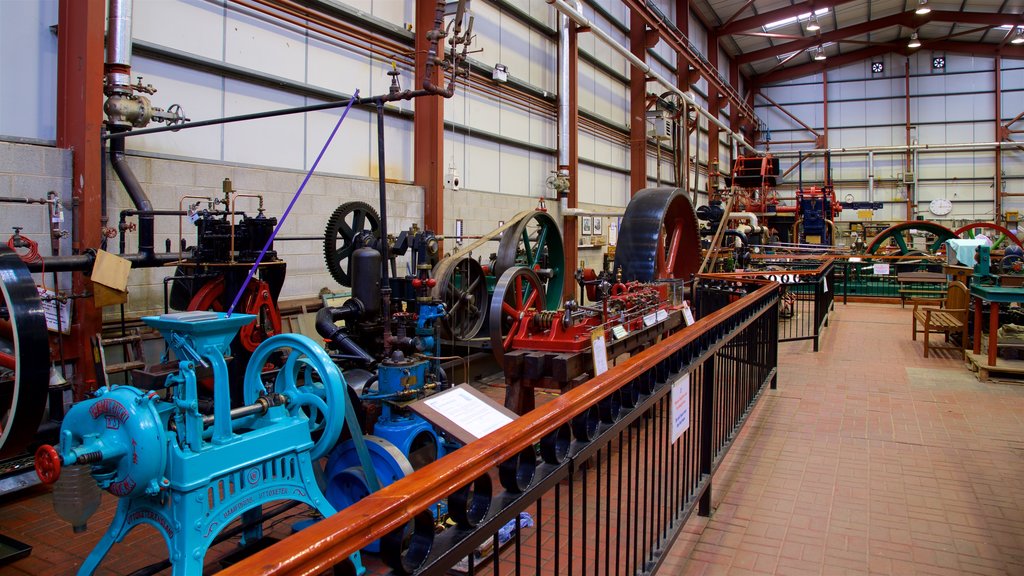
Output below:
[929,198,952,216]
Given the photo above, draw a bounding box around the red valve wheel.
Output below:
[35,444,62,484]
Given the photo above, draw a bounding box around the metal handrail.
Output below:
[221,277,779,576]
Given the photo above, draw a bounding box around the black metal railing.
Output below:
[701,261,833,351]
[223,278,780,576]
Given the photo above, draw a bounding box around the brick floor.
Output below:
[658,302,1024,575]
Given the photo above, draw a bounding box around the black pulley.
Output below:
[0,247,50,458]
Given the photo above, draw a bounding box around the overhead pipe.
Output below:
[767,141,1023,157]
[546,0,757,154]
[867,150,874,203]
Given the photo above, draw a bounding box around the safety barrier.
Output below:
[221,277,780,576]
[702,260,833,351]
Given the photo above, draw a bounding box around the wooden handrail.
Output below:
[707,258,834,278]
[221,279,779,576]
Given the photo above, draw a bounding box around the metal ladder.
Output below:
[92,331,146,387]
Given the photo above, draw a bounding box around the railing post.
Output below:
[698,353,715,517]
[770,298,779,390]
[812,276,821,352]
[843,261,849,305]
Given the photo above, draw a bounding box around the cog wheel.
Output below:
[324,201,381,287]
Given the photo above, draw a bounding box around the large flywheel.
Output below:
[324,201,381,287]
[614,188,701,282]
[955,222,1023,250]
[432,255,488,340]
[494,211,564,310]
[866,221,957,255]
[0,247,50,458]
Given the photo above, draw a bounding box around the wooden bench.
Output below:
[911,281,968,358]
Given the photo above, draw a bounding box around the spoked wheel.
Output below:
[614,188,701,282]
[0,247,49,459]
[866,221,957,255]
[954,222,1023,250]
[494,211,564,310]
[244,333,346,461]
[432,255,488,340]
[489,267,547,365]
[324,201,381,287]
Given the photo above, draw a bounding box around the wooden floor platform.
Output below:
[966,350,1024,383]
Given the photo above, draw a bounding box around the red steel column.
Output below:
[563,21,579,300]
[629,8,648,195]
[57,0,104,395]
[415,0,445,238]
[677,1,691,196]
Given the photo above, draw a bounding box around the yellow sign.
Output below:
[857,210,873,220]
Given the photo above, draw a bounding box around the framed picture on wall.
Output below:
[593,217,603,236]
[581,216,592,235]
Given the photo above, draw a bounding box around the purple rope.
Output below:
[227,90,360,316]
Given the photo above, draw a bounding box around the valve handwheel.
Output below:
[34,444,61,484]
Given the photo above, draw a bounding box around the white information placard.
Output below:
[421,386,514,440]
[591,327,609,375]
[873,263,890,275]
[671,374,691,443]
[682,303,695,326]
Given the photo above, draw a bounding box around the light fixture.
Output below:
[915,0,931,15]
[806,14,821,31]
[492,63,508,82]
[1012,27,1024,45]
[908,32,921,48]
[813,46,826,61]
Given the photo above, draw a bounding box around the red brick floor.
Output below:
[658,302,1024,575]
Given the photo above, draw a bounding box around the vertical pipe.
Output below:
[867,150,875,202]
[822,71,830,182]
[376,101,393,356]
[995,55,1003,224]
[105,0,133,93]
[629,7,648,195]
[905,60,913,220]
[707,33,720,195]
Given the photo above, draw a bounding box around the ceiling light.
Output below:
[807,14,821,31]
[1012,27,1024,45]
[813,46,826,61]
[915,0,931,15]
[908,32,922,48]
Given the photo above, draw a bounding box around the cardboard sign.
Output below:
[591,327,608,375]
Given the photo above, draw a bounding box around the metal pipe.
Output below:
[768,141,1024,157]
[867,150,874,202]
[546,0,757,154]
[109,136,154,256]
[105,0,133,92]
[26,251,179,273]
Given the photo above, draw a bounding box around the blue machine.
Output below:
[323,302,455,550]
[34,311,367,575]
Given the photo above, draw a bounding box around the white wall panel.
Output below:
[130,58,224,161]
[0,0,58,140]
[225,11,306,83]
[305,107,373,177]
[135,0,224,60]
[222,81,305,169]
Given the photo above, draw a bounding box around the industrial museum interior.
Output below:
[0,0,1022,574]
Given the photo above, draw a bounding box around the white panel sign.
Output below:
[671,374,691,443]
[873,263,890,275]
[591,328,609,376]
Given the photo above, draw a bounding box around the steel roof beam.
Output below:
[718,0,859,35]
[737,10,1019,65]
[753,40,1024,86]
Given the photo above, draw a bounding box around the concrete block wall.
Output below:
[105,150,423,318]
[0,139,73,289]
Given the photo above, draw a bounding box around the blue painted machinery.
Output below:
[34,311,367,575]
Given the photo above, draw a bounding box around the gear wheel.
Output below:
[324,201,381,287]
